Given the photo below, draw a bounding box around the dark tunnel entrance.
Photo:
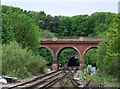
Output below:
[57,47,80,69]
[67,56,80,67]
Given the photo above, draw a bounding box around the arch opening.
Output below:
[57,47,80,69]
[67,56,79,67]
[38,47,53,70]
[84,47,98,68]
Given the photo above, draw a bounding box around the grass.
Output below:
[77,71,119,87]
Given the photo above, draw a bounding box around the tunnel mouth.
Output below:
[57,47,80,69]
[67,56,80,67]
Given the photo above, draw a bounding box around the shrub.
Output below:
[2,41,47,79]
[40,29,55,38]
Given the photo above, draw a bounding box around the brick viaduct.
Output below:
[40,37,101,70]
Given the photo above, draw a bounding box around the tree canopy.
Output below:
[97,15,119,77]
[2,5,118,79]
[2,5,40,51]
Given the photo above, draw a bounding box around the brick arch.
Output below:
[56,46,81,59]
[40,37,101,70]
[83,46,98,59]
[56,46,81,69]
[40,46,54,58]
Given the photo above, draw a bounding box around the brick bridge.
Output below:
[40,37,101,70]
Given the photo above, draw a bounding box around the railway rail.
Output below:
[2,68,104,89]
[6,69,64,89]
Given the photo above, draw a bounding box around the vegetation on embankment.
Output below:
[1,5,119,81]
[87,74,119,87]
[2,5,48,79]
[2,41,47,79]
[77,71,118,87]
[97,16,119,78]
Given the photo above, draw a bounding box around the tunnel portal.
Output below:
[67,56,80,67]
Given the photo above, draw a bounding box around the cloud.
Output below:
[1,0,118,16]
[2,0,119,3]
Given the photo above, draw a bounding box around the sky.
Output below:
[1,0,119,16]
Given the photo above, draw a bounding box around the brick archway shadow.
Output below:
[56,46,81,58]
[56,46,81,69]
[82,46,98,67]
[40,46,54,59]
[83,46,98,58]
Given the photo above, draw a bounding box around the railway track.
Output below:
[4,68,72,89]
[2,68,104,89]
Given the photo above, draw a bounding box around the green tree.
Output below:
[2,5,40,52]
[40,29,55,38]
[42,15,59,33]
[57,16,72,36]
[71,15,90,36]
[97,15,119,77]
[2,41,47,79]
[85,49,98,66]
[38,48,52,65]
[89,12,116,36]
[28,11,46,28]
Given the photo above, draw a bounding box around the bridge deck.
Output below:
[40,37,101,43]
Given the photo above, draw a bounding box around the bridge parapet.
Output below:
[40,37,101,42]
[40,36,101,70]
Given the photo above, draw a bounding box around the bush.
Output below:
[40,29,55,38]
[26,56,47,75]
[2,41,47,79]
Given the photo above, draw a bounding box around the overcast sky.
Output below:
[2,0,119,16]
